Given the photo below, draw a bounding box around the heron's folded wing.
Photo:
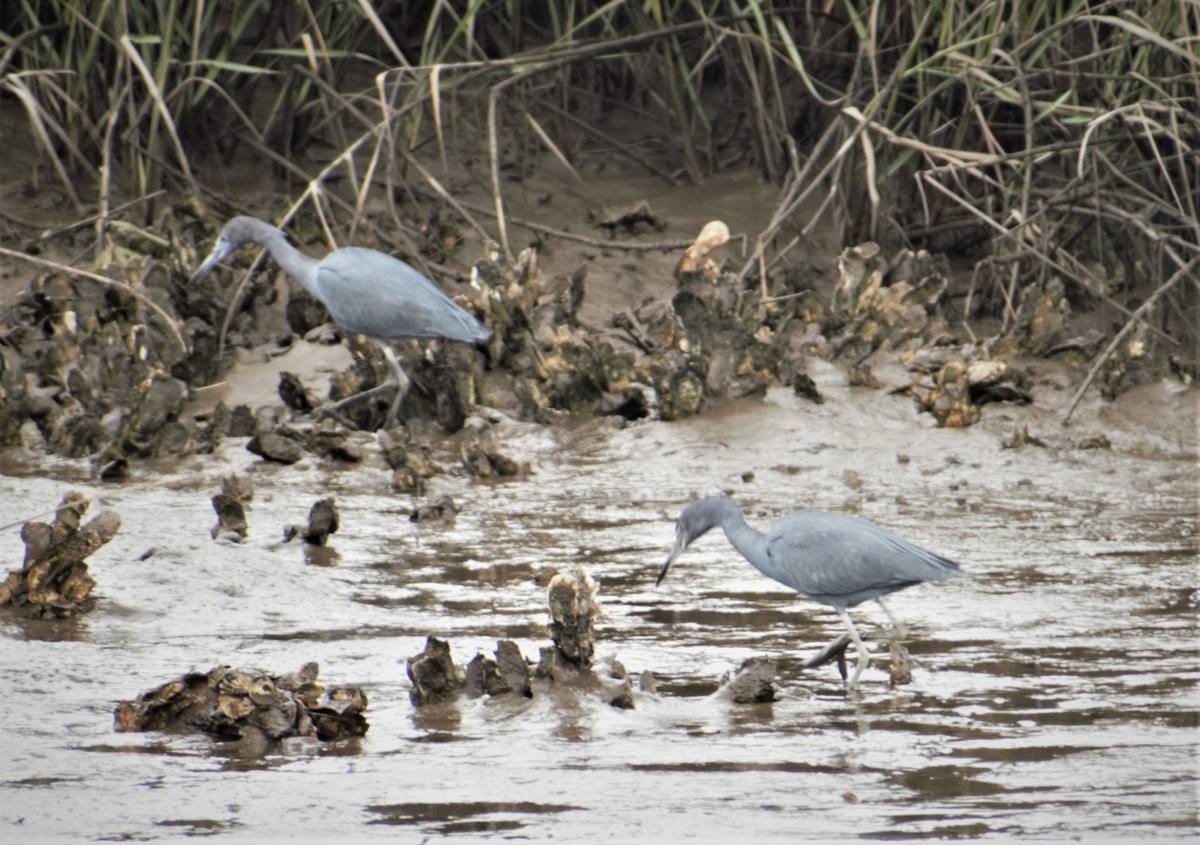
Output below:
[317,249,486,342]
[765,510,957,600]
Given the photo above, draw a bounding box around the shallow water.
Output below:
[1,363,1196,843]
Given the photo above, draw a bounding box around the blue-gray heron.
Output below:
[658,496,962,687]
[191,216,490,427]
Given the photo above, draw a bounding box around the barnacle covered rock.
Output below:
[114,662,368,743]
[0,491,119,618]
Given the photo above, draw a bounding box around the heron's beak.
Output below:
[189,242,230,284]
[656,532,686,587]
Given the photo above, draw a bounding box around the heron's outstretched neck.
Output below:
[250,220,321,295]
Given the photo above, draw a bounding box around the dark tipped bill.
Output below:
[656,533,686,586]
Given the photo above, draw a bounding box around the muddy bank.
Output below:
[1,192,1180,482]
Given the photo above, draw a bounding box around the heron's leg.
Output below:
[836,609,871,687]
[380,344,411,428]
[876,598,908,640]
[312,343,409,428]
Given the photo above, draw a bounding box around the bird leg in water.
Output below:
[876,598,909,640]
[313,343,411,429]
[836,609,872,687]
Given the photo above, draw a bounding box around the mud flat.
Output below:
[1,351,1194,841]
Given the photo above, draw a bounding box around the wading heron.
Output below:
[657,496,962,687]
[191,216,491,427]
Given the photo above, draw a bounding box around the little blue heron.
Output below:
[657,496,962,687]
[191,216,491,427]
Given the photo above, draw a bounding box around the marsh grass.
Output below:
[3,1,1196,375]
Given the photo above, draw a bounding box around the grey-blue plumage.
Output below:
[191,216,490,425]
[657,496,962,686]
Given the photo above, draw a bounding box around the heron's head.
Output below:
[655,497,736,586]
[189,217,279,284]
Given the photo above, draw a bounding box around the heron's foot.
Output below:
[803,634,855,673]
[802,634,875,687]
[847,643,872,688]
[312,380,401,428]
[311,404,360,430]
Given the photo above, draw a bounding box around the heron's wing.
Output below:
[764,510,959,603]
[315,248,488,342]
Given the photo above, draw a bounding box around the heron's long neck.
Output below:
[255,224,321,296]
[721,511,769,575]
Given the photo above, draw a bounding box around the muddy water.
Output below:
[1,362,1196,843]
